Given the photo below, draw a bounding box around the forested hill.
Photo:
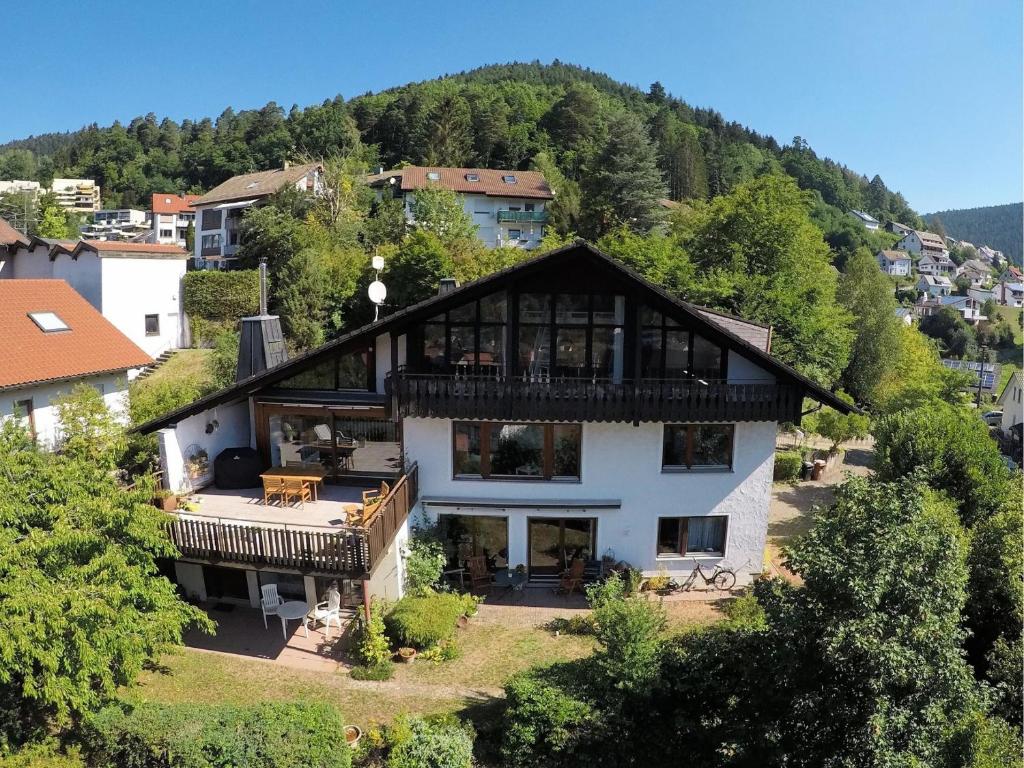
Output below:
[925,203,1023,265]
[0,61,920,228]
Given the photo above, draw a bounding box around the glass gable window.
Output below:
[657,516,728,557]
[277,348,371,390]
[418,292,507,375]
[453,422,581,480]
[662,424,734,470]
[518,292,625,381]
[641,305,724,380]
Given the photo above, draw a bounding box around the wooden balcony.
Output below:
[166,464,419,578]
[388,373,801,424]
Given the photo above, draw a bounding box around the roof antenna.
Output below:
[258,257,268,316]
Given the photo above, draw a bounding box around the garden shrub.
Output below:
[83,701,350,768]
[356,600,392,666]
[183,270,259,323]
[592,592,666,695]
[350,661,394,681]
[501,671,596,768]
[403,536,446,596]
[384,593,464,649]
[376,714,474,768]
[545,615,596,636]
[773,450,803,481]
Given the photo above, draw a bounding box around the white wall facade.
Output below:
[405,417,776,584]
[11,244,57,279]
[404,192,548,250]
[0,373,128,449]
[100,257,186,356]
[52,251,103,308]
[999,374,1022,432]
[157,400,251,493]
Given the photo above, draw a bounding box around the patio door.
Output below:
[527,518,596,577]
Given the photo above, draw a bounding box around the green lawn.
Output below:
[141,348,215,389]
[991,306,1022,395]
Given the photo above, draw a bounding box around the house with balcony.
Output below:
[916,273,952,298]
[49,178,101,213]
[896,229,949,261]
[876,249,911,276]
[137,242,855,611]
[368,167,553,250]
[916,294,985,324]
[917,251,957,277]
[191,163,322,269]
[152,193,200,247]
[81,208,152,241]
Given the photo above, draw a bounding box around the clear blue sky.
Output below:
[4,0,1021,213]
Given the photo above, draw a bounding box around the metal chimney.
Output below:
[236,257,287,381]
[258,258,268,315]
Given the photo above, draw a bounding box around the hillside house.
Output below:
[80,208,152,241]
[369,167,553,250]
[997,265,1023,284]
[849,210,879,230]
[998,371,1023,434]
[191,163,323,269]
[0,280,150,448]
[917,252,957,277]
[137,242,856,610]
[957,259,993,289]
[885,221,913,236]
[916,274,952,298]
[976,245,1001,264]
[917,294,984,323]
[2,237,189,357]
[876,249,911,276]
[897,229,949,260]
[153,193,200,247]
[995,281,1024,308]
[894,307,914,326]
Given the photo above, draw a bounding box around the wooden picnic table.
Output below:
[260,466,328,502]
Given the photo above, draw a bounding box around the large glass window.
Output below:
[439,515,509,572]
[267,411,399,481]
[453,422,581,480]
[419,292,507,375]
[518,292,625,381]
[642,306,725,380]
[278,349,371,391]
[662,424,734,470]
[657,516,728,557]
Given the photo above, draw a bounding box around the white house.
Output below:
[957,259,993,289]
[191,163,322,269]
[369,166,554,250]
[877,249,912,276]
[2,237,189,358]
[894,307,914,326]
[917,252,957,277]
[995,281,1024,308]
[136,242,856,611]
[897,229,949,260]
[916,274,952,298]
[997,371,1023,433]
[152,193,199,247]
[80,208,152,241]
[997,265,1023,284]
[849,210,879,230]
[0,280,150,448]
[885,221,913,236]
[917,294,984,323]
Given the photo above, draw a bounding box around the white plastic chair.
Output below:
[260,583,283,629]
[305,585,343,639]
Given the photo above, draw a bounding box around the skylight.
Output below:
[28,312,69,333]
[502,175,517,184]
[245,181,260,189]
[465,173,480,182]
[427,171,441,181]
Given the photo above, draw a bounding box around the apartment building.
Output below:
[49,178,101,213]
[152,193,200,247]
[81,208,152,241]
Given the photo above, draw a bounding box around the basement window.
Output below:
[28,312,69,332]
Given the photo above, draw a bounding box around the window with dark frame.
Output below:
[657,515,728,557]
[200,209,222,230]
[13,399,34,442]
[144,314,160,336]
[640,306,725,380]
[419,292,507,375]
[453,422,581,480]
[277,347,373,391]
[518,292,625,381]
[662,424,734,470]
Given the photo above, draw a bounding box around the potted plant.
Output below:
[344,725,362,748]
[396,647,417,664]
[153,488,177,512]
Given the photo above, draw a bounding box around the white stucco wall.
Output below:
[52,251,102,309]
[0,373,128,449]
[405,417,776,583]
[157,400,251,493]
[11,244,55,279]
[100,257,186,356]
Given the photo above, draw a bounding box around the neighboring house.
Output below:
[896,229,949,259]
[0,280,150,448]
[916,274,952,298]
[997,265,1023,284]
[917,251,957,277]
[369,166,553,250]
[191,163,322,269]
[0,179,41,197]
[976,245,1000,263]
[894,307,914,326]
[49,178,101,213]
[876,249,912,276]
[995,281,1024,307]
[849,209,879,230]
[918,294,984,323]
[885,221,913,236]
[152,193,200,247]
[2,237,189,357]
[957,259,993,289]
[81,208,152,241]
[0,217,31,275]
[136,242,856,610]
[967,287,996,305]
[997,371,1023,433]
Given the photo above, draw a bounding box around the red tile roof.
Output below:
[0,217,30,248]
[372,167,553,199]
[0,280,151,389]
[152,193,201,214]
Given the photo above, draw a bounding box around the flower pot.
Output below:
[154,495,177,512]
[397,647,417,664]
[344,725,362,748]
[457,615,469,629]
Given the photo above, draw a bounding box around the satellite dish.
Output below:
[368,280,387,305]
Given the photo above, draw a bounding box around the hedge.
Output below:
[83,701,350,768]
[183,270,260,322]
[384,593,464,649]
[773,450,803,482]
[381,714,474,768]
[501,672,596,768]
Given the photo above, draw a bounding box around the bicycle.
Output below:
[669,558,737,593]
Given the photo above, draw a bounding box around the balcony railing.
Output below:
[387,373,801,424]
[496,210,548,223]
[167,464,419,577]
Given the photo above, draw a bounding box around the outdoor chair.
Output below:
[262,477,286,506]
[466,555,492,594]
[260,583,283,629]
[305,585,344,639]
[556,558,586,595]
[281,478,312,508]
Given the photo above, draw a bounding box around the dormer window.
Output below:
[465,173,480,182]
[502,175,517,184]
[28,311,69,332]
[427,171,441,181]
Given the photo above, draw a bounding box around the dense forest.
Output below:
[0,61,921,229]
[925,203,1023,265]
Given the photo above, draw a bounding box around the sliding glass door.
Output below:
[527,518,596,577]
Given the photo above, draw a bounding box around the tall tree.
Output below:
[418,93,473,167]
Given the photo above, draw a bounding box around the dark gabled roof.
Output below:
[136,241,857,433]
